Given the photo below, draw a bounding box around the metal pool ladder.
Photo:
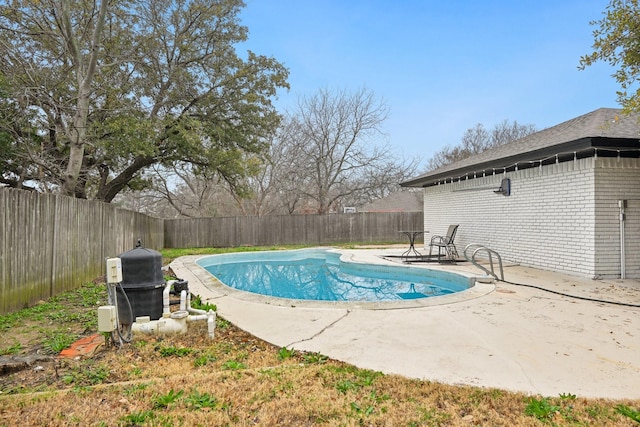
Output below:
[464,244,504,281]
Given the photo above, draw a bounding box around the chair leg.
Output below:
[450,244,458,260]
[445,244,458,261]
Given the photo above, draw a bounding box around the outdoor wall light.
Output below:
[494,178,510,196]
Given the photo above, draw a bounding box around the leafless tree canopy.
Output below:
[283,87,406,214]
[426,120,537,171]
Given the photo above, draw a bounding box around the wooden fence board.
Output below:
[163,212,422,248]
[0,191,6,308]
[0,189,164,314]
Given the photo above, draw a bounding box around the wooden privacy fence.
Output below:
[0,188,163,315]
[164,211,423,248]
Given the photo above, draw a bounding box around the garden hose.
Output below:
[499,278,640,308]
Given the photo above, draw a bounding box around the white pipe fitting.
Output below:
[186,310,216,339]
[157,310,188,335]
[131,316,157,335]
[130,281,216,339]
[184,292,203,315]
[163,281,175,315]
[180,289,187,312]
[207,313,215,339]
[132,310,189,336]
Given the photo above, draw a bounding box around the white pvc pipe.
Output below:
[619,200,626,279]
[186,291,207,315]
[133,311,189,336]
[207,314,215,339]
[163,281,175,315]
[187,311,216,338]
[180,289,187,311]
[158,311,188,335]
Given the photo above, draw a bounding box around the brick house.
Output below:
[401,108,640,279]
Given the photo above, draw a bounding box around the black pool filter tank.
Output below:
[116,240,165,324]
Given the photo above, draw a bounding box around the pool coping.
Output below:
[178,248,496,310]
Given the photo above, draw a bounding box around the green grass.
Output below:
[153,389,184,409]
[0,282,105,360]
[193,352,217,367]
[0,342,22,355]
[277,346,296,360]
[525,397,561,422]
[120,410,155,426]
[222,359,247,370]
[62,362,110,386]
[157,345,193,357]
[185,389,218,410]
[302,351,329,365]
[189,294,216,312]
[123,382,153,396]
[42,330,77,354]
[616,404,640,422]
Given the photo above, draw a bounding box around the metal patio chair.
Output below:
[428,224,459,261]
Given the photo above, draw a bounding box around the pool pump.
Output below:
[98,241,215,344]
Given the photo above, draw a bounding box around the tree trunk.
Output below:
[94,155,156,203]
[60,0,109,197]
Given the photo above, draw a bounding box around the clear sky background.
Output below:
[239,0,619,169]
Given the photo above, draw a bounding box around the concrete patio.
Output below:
[170,248,640,400]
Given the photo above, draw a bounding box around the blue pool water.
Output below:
[197,249,469,302]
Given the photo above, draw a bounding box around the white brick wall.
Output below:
[422,157,640,279]
[594,157,640,278]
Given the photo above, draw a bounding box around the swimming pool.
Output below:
[196,249,470,302]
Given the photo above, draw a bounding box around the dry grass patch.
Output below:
[1,281,639,426]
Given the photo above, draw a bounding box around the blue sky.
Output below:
[239,0,618,168]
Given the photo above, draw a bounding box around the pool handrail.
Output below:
[463,244,504,281]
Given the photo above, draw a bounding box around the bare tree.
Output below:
[114,164,235,218]
[337,155,422,209]
[491,120,537,146]
[285,88,393,214]
[153,166,223,218]
[224,152,280,217]
[241,89,422,215]
[426,120,537,170]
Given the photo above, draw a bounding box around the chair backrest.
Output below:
[444,225,459,244]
